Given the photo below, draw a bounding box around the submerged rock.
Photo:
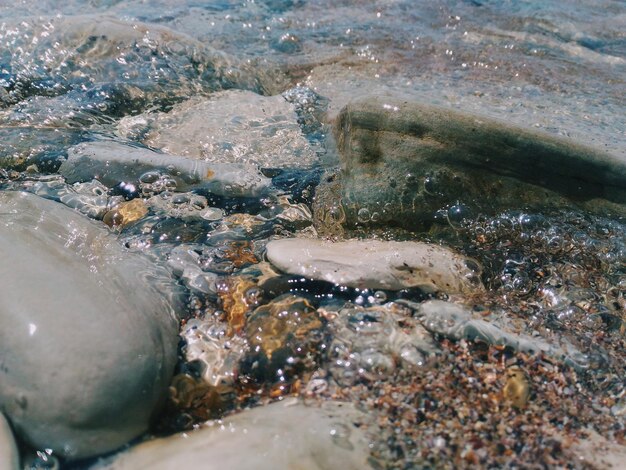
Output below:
[0,15,271,110]
[103,198,149,229]
[0,127,82,172]
[265,238,482,294]
[0,191,180,460]
[118,90,320,169]
[411,300,589,370]
[241,295,326,383]
[59,141,272,198]
[90,399,372,470]
[332,97,626,229]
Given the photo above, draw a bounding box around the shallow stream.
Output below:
[0,1,624,468]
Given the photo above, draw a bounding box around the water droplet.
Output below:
[171,194,190,205]
[139,171,160,184]
[424,176,436,194]
[164,178,178,190]
[446,204,471,228]
[374,290,387,302]
[329,422,354,450]
[357,207,371,223]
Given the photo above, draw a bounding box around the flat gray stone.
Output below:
[90,399,372,470]
[332,97,626,229]
[60,141,272,198]
[0,191,180,460]
[265,238,482,294]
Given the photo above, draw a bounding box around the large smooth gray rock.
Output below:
[265,238,482,294]
[332,97,626,229]
[60,141,272,198]
[0,191,180,460]
[90,399,372,470]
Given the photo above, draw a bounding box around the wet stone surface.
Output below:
[0,191,180,461]
[0,0,625,469]
[118,89,322,169]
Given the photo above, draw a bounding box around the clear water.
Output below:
[1,0,625,468]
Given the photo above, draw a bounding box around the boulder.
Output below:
[265,238,482,294]
[0,191,180,460]
[90,399,372,470]
[332,97,626,229]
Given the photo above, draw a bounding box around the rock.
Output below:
[265,238,482,294]
[118,90,320,169]
[0,413,19,470]
[59,141,272,198]
[0,15,271,110]
[0,191,180,460]
[332,97,626,229]
[241,295,326,383]
[103,199,149,229]
[89,399,372,470]
[0,127,82,172]
[411,300,589,370]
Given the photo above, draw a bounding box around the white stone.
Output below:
[90,399,372,470]
[265,238,482,294]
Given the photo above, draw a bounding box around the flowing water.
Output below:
[0,0,624,468]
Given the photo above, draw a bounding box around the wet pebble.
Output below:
[241,295,326,383]
[265,238,483,294]
[103,198,149,229]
